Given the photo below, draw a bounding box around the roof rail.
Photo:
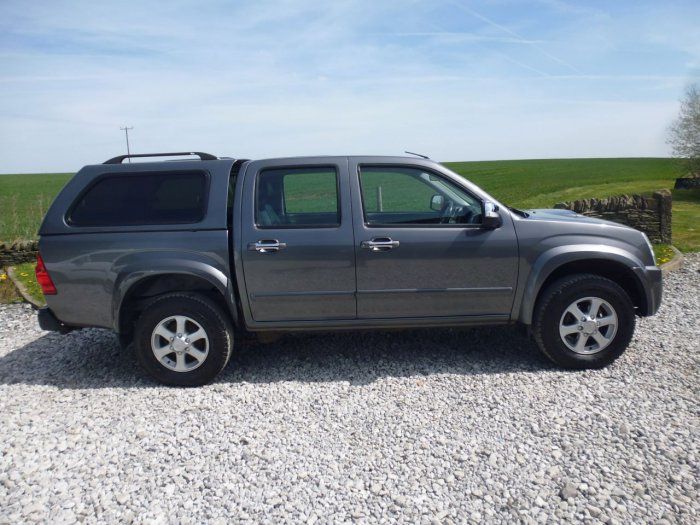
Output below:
[103,151,218,164]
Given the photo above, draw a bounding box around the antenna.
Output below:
[120,126,134,163]
[404,150,430,159]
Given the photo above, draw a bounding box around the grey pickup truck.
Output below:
[36,152,662,386]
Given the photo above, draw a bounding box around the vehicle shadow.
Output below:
[0,325,554,389]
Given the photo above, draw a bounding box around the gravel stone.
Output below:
[560,481,579,500]
[1,255,699,523]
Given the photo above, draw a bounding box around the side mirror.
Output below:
[430,194,444,211]
[482,201,502,229]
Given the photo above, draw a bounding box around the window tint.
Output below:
[69,171,207,227]
[359,166,483,226]
[256,167,339,228]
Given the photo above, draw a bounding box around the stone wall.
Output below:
[554,190,672,244]
[0,241,38,268]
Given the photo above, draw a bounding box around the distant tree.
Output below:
[668,83,700,175]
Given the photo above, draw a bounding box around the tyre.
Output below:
[134,293,233,386]
[118,331,132,351]
[532,274,635,369]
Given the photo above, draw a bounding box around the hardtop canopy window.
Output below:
[256,166,340,228]
[359,165,483,226]
[69,170,208,227]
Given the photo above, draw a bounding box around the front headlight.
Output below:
[642,233,656,265]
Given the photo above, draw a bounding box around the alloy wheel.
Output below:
[151,315,210,372]
[558,297,618,355]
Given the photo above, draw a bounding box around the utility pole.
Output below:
[120,126,133,162]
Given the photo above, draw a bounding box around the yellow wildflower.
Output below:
[20,273,29,277]
[0,274,6,280]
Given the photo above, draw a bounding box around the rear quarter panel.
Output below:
[40,231,230,328]
[39,160,234,329]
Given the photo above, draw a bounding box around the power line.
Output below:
[120,126,133,162]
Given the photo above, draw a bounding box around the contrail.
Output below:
[496,51,551,77]
[447,0,583,74]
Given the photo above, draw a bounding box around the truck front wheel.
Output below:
[134,293,233,386]
[532,274,636,369]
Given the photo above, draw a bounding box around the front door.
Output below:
[240,158,356,322]
[350,160,518,319]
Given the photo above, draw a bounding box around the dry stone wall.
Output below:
[0,241,38,267]
[553,190,672,244]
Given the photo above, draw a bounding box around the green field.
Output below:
[1,158,698,251]
[444,157,680,208]
[444,157,698,253]
[0,172,72,242]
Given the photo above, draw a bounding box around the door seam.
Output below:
[346,156,359,319]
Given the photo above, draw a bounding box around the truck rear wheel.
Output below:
[532,274,635,369]
[134,293,233,386]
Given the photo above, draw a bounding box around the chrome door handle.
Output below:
[361,237,400,252]
[248,239,287,253]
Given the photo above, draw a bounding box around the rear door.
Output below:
[239,158,356,322]
[350,158,518,319]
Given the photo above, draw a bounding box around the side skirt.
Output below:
[246,314,512,332]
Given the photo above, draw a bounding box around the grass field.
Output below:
[670,188,700,253]
[444,157,681,208]
[444,157,699,253]
[0,172,72,242]
[0,158,697,251]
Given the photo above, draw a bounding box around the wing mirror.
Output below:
[430,194,444,211]
[482,201,502,229]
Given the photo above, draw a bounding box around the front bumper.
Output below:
[633,265,663,317]
[37,307,74,334]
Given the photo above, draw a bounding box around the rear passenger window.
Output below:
[256,167,339,228]
[69,171,207,227]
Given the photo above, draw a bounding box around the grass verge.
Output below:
[9,262,46,306]
[0,269,22,304]
[652,244,675,265]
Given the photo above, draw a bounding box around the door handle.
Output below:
[361,237,400,252]
[248,239,287,253]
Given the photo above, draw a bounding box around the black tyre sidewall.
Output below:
[134,294,232,387]
[535,276,635,369]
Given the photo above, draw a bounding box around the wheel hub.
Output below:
[580,319,598,335]
[171,336,189,353]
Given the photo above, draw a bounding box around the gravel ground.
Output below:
[1,256,698,524]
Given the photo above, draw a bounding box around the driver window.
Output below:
[359,166,482,226]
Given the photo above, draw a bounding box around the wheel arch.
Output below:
[518,246,649,325]
[115,269,239,343]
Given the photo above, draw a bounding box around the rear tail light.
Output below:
[35,253,57,295]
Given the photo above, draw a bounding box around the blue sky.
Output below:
[0,0,698,172]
